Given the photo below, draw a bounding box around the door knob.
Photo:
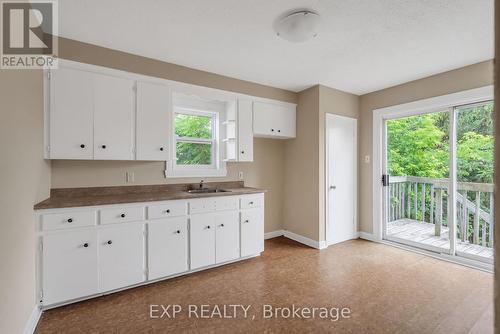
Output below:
[330,185,337,190]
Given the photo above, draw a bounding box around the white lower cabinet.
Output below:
[148,217,188,280]
[215,211,240,263]
[42,230,98,305]
[241,209,264,257]
[189,213,216,269]
[98,224,145,292]
[39,193,264,306]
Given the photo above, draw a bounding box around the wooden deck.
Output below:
[387,219,493,261]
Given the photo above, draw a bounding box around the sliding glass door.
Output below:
[383,101,494,264]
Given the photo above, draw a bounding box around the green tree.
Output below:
[175,114,212,165]
[387,113,449,178]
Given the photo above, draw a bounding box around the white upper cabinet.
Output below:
[49,67,94,159]
[253,101,296,139]
[237,99,254,161]
[93,74,135,160]
[46,61,297,162]
[136,81,171,161]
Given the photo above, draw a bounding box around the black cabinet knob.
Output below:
[120,213,126,218]
[80,144,85,148]
[165,209,170,213]
[249,201,254,205]
[101,145,106,149]
[220,224,224,227]
[278,129,281,133]
[206,226,211,229]
[107,240,112,245]
[271,129,275,132]
[67,218,73,223]
[83,243,89,248]
[160,147,164,151]
[244,220,250,223]
[241,151,245,154]
[176,230,181,234]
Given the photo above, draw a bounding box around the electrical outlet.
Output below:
[126,172,135,183]
[238,171,244,180]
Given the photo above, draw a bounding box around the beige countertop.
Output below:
[34,181,266,210]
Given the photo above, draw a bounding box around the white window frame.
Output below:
[165,92,227,178]
[371,85,493,271]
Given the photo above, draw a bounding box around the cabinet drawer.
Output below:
[42,211,97,231]
[240,194,264,209]
[100,206,144,225]
[215,196,239,212]
[148,201,187,220]
[189,199,216,214]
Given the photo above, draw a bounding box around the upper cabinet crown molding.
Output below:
[45,59,296,162]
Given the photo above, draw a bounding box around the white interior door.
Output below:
[326,114,357,245]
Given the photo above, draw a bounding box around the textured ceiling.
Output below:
[58,0,494,95]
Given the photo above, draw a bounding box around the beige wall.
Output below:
[52,139,285,233]
[53,37,296,234]
[283,85,360,242]
[283,86,320,240]
[0,70,51,333]
[358,60,494,233]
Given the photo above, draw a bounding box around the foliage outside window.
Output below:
[174,110,215,167]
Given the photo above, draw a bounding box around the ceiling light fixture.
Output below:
[274,10,320,43]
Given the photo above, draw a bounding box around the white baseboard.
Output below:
[264,230,328,250]
[23,304,42,334]
[283,230,323,249]
[264,230,284,240]
[358,232,376,241]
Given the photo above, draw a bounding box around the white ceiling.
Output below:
[58,0,494,95]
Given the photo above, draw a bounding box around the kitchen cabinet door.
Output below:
[93,74,135,160]
[49,67,94,159]
[42,229,98,305]
[237,99,254,161]
[240,209,264,257]
[98,224,145,292]
[148,217,188,280]
[136,81,171,161]
[253,101,296,139]
[215,211,240,263]
[189,213,216,269]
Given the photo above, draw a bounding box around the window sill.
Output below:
[164,167,228,178]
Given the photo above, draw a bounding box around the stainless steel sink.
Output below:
[186,188,231,194]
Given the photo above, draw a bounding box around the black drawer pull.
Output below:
[67,218,73,223]
[83,243,89,248]
[120,213,126,218]
[80,144,85,148]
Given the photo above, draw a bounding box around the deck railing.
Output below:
[388,176,494,248]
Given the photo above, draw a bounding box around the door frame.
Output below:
[372,86,493,242]
[325,113,358,246]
